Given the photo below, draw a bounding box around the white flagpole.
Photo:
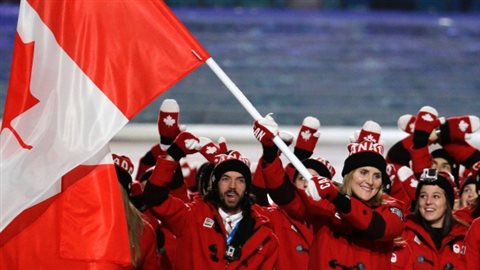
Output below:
[205,58,320,199]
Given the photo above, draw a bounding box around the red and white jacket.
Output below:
[391,216,467,270]
[251,159,312,270]
[465,217,480,270]
[145,158,279,270]
[254,204,312,270]
[453,205,476,225]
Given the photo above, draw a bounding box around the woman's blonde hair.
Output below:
[119,183,145,268]
[340,169,383,207]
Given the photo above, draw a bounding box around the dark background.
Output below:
[1,0,479,127]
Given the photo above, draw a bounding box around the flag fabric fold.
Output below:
[1,0,209,267]
[1,147,131,268]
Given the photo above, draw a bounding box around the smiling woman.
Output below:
[343,167,383,202]
[339,121,390,206]
[392,168,469,270]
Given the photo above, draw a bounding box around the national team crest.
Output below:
[203,217,215,228]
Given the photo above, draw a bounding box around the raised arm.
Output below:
[142,131,200,236]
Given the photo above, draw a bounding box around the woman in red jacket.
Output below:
[113,154,162,270]
[465,216,480,270]
[391,169,468,270]
[253,116,405,270]
[251,157,317,270]
[453,175,480,225]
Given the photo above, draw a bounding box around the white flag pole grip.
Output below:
[205,58,314,184]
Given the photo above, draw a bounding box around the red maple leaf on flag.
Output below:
[1,33,39,150]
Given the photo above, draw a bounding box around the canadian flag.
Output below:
[0,0,209,268]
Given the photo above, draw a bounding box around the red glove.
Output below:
[415,106,440,134]
[158,99,184,150]
[294,116,320,160]
[306,176,339,202]
[443,141,480,168]
[353,120,381,143]
[440,115,480,143]
[167,131,199,161]
[253,113,278,147]
[197,137,222,163]
[413,106,440,148]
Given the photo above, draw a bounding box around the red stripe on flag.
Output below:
[28,0,210,119]
[0,163,130,268]
[0,195,59,247]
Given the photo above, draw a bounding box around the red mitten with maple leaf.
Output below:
[412,106,440,148]
[253,113,278,147]
[197,137,223,163]
[350,120,381,144]
[158,99,185,151]
[167,131,200,161]
[253,114,279,163]
[439,115,480,143]
[294,116,320,160]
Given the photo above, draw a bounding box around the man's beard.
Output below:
[219,189,244,212]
